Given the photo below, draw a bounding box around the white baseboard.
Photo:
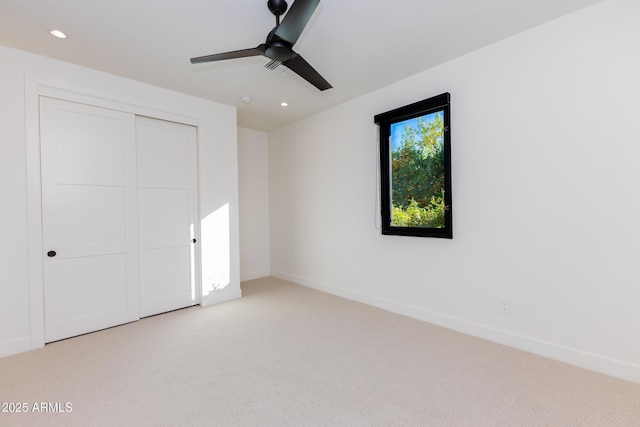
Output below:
[0,336,32,358]
[271,270,640,384]
[241,270,271,282]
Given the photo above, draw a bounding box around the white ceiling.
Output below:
[0,0,602,131]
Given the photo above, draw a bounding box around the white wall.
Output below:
[238,127,271,281]
[0,45,241,357]
[268,0,640,383]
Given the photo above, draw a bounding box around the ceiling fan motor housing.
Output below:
[265,40,293,62]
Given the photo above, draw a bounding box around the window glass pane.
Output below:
[389,111,445,228]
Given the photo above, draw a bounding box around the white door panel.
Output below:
[54,185,127,248]
[137,124,191,188]
[139,188,190,248]
[46,254,129,338]
[53,109,127,183]
[140,247,193,315]
[136,116,198,317]
[40,97,139,343]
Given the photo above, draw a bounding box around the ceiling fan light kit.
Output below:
[190,0,332,91]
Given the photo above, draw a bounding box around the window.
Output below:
[374,93,452,238]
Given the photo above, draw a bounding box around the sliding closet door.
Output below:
[136,116,199,317]
[40,97,139,343]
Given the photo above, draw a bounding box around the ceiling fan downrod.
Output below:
[267,0,288,25]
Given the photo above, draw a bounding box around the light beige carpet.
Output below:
[1,277,639,426]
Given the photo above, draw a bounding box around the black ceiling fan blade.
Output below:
[274,0,321,45]
[190,45,266,64]
[283,52,332,91]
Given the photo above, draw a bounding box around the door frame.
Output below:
[25,77,203,350]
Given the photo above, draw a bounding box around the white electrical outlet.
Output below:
[500,298,511,314]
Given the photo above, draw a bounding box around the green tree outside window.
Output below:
[390,112,445,228]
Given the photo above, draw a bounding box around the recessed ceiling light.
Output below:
[50,29,67,39]
[280,102,289,107]
[240,96,253,104]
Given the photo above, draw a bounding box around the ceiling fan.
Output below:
[190,0,332,91]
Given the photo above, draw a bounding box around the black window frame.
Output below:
[374,92,452,238]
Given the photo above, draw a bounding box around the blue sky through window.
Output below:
[390,111,440,151]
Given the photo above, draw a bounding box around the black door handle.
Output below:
[47,251,57,257]
[192,238,197,244]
